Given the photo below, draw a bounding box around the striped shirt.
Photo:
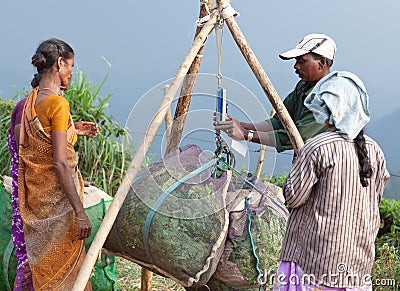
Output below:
[280,131,389,288]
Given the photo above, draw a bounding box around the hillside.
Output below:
[366,108,400,200]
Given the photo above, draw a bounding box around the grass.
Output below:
[65,69,133,196]
[115,258,185,291]
[372,244,400,290]
[0,86,29,176]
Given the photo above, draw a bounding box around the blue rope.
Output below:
[245,196,264,290]
[220,159,288,217]
[143,158,218,264]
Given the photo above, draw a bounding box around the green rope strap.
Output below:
[143,158,218,264]
[219,159,287,217]
[244,196,265,290]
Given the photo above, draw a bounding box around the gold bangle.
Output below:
[75,216,87,221]
[247,130,254,142]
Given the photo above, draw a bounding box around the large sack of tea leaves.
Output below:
[104,144,231,288]
[210,178,289,290]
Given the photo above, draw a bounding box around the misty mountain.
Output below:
[366,108,400,200]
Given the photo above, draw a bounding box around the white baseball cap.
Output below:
[279,33,337,61]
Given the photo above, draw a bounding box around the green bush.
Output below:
[377,198,400,251]
[372,198,400,289]
[0,99,15,177]
[65,70,132,195]
[372,243,400,290]
[0,86,29,177]
[265,173,288,187]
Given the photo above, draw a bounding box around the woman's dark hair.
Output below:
[31,38,74,88]
[354,129,373,187]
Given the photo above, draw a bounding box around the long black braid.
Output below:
[354,129,373,187]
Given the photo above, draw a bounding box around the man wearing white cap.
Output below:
[267,33,390,290]
[273,56,389,290]
[214,33,337,153]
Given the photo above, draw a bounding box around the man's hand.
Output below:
[213,112,245,140]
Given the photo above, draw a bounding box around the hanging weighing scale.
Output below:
[212,16,235,176]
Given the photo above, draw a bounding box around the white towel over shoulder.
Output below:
[304,71,370,140]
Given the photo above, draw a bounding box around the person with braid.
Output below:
[273,70,390,290]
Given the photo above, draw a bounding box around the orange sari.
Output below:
[18,88,91,290]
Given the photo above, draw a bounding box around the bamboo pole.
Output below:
[72,12,218,291]
[254,145,266,179]
[254,109,275,178]
[164,84,172,145]
[141,267,153,291]
[218,1,304,154]
[165,0,213,154]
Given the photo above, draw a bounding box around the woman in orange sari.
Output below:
[18,38,98,290]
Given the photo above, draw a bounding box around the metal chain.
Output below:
[214,19,224,154]
[213,12,235,178]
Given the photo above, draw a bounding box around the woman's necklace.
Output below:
[39,87,61,96]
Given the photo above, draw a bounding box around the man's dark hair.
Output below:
[311,52,333,67]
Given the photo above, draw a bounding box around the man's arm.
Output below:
[214,116,276,146]
[239,120,274,132]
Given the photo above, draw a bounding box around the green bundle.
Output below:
[84,198,118,291]
[0,184,16,291]
[211,183,288,290]
[105,144,231,288]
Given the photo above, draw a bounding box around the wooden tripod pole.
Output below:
[254,109,275,178]
[165,0,213,154]
[218,1,304,154]
[72,12,218,291]
[255,144,266,179]
[164,84,173,142]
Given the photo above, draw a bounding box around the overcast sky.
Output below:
[1,0,399,174]
[1,1,399,118]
